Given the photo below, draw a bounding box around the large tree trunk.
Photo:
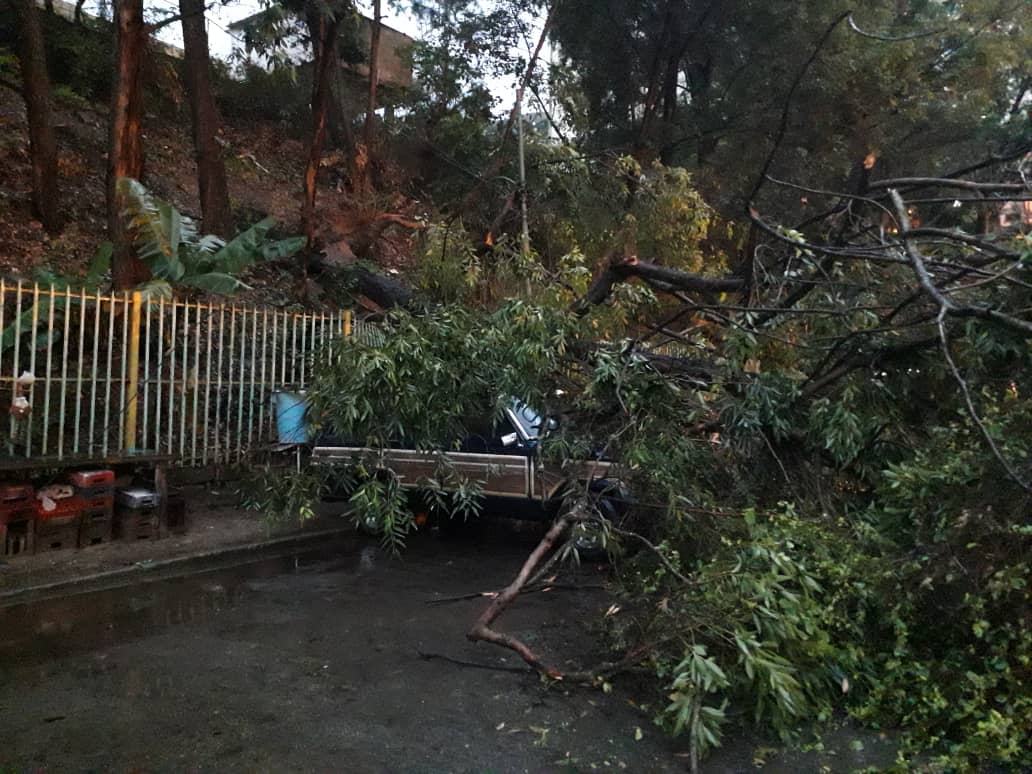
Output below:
[362,0,382,152]
[11,0,60,233]
[179,0,232,237]
[301,8,342,272]
[108,0,150,290]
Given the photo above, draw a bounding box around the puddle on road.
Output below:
[0,538,362,668]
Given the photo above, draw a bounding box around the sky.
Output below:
[74,0,541,109]
[71,0,420,61]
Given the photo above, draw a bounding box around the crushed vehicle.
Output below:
[311,400,630,555]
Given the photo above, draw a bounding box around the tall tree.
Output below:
[300,2,346,276]
[362,0,382,152]
[179,0,233,237]
[11,0,60,232]
[108,0,150,289]
[550,0,1031,216]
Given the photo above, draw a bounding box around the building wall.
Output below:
[345,18,413,89]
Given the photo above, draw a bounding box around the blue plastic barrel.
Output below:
[272,391,310,444]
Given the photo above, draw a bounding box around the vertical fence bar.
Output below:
[202,304,213,465]
[214,305,226,464]
[155,298,165,453]
[25,284,39,457]
[41,284,56,455]
[309,313,317,384]
[0,282,4,421]
[178,303,188,460]
[299,312,308,387]
[192,303,201,464]
[345,310,352,338]
[88,290,101,454]
[281,312,288,388]
[324,312,332,364]
[290,314,298,387]
[125,291,142,451]
[73,288,86,454]
[236,307,246,460]
[9,281,22,452]
[179,303,189,459]
[57,287,71,458]
[102,292,115,456]
[247,307,258,449]
[118,291,130,453]
[0,282,4,451]
[226,307,236,458]
[143,297,151,451]
[269,311,279,439]
[257,308,268,447]
[167,301,177,454]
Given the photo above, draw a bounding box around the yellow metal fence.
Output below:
[0,281,374,467]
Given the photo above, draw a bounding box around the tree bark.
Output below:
[179,0,233,237]
[301,8,342,269]
[11,0,60,233]
[359,0,383,192]
[363,0,382,152]
[467,502,587,677]
[109,0,150,289]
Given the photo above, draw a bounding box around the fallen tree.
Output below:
[255,144,1032,770]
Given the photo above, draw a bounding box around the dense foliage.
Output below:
[118,178,304,295]
[281,140,1032,769]
[5,0,1030,769]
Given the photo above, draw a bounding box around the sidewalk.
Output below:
[0,485,352,603]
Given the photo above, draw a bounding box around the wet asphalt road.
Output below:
[0,529,690,774]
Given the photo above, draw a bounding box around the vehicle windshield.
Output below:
[509,401,554,441]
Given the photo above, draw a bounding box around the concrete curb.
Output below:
[0,526,355,607]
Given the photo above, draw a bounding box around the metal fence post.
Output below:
[125,290,143,451]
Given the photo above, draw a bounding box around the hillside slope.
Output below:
[0,81,418,309]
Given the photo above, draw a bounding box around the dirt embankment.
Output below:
[0,82,420,308]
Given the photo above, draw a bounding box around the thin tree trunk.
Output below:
[74,0,86,24]
[301,9,342,271]
[179,0,232,237]
[109,0,150,289]
[357,0,382,194]
[363,0,382,151]
[459,2,555,216]
[326,47,356,154]
[11,0,60,233]
[636,1,675,150]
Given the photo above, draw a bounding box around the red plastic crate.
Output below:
[35,495,85,524]
[0,504,34,525]
[78,512,112,547]
[75,484,114,500]
[0,484,34,508]
[67,470,115,489]
[1,518,34,556]
[82,494,115,512]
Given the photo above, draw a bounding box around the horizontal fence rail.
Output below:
[0,281,379,468]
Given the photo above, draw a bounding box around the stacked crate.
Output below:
[115,487,161,541]
[165,490,188,535]
[34,491,84,553]
[1,484,36,557]
[68,470,115,548]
